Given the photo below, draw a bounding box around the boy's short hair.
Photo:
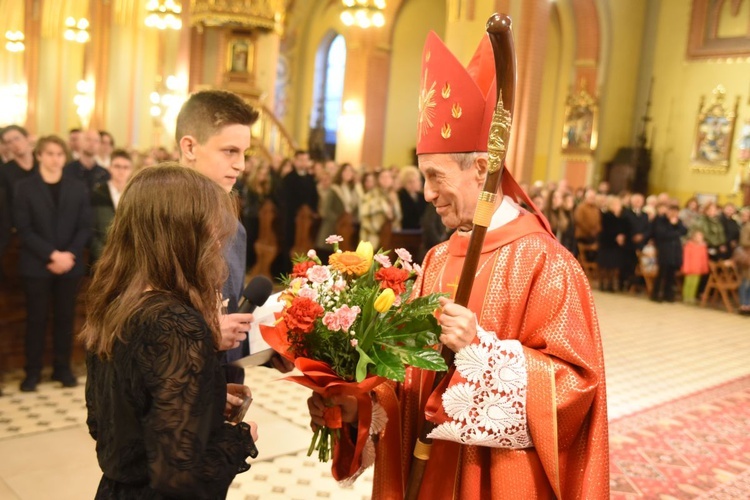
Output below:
[175,90,259,145]
[111,149,132,163]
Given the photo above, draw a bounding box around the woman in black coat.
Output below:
[13,136,91,391]
[650,203,688,302]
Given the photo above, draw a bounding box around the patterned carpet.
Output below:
[609,375,750,499]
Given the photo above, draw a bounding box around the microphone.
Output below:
[237,276,274,314]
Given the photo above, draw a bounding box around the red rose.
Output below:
[284,296,324,333]
[292,260,315,278]
[375,267,410,295]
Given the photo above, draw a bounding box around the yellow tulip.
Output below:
[374,288,396,313]
[356,241,374,268]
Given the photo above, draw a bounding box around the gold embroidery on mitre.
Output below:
[418,69,437,139]
[451,102,462,119]
[441,82,450,99]
[425,50,431,63]
[441,123,451,139]
[487,90,512,174]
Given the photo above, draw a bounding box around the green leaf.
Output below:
[378,344,448,372]
[369,347,406,381]
[354,345,375,382]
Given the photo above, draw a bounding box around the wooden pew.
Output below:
[290,205,320,258]
[250,199,279,280]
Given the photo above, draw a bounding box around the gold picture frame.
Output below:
[561,87,598,157]
[227,35,254,74]
[691,85,739,173]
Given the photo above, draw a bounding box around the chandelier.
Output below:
[145,0,183,30]
[340,0,386,29]
[5,31,24,52]
[64,18,90,43]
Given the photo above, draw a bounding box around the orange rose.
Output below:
[329,251,370,276]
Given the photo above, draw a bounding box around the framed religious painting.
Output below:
[561,87,598,156]
[227,35,254,75]
[691,85,739,173]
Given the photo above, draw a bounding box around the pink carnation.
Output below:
[350,338,359,347]
[307,265,332,284]
[374,254,392,268]
[325,235,344,245]
[298,287,318,301]
[413,263,423,277]
[307,249,317,259]
[395,248,413,264]
[402,260,413,273]
[322,305,361,332]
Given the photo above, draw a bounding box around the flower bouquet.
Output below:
[260,236,447,465]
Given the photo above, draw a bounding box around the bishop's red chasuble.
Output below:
[330,205,609,499]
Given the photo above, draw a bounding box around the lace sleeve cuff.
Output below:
[427,328,533,449]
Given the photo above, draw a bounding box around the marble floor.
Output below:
[0,290,748,499]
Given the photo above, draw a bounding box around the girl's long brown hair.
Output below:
[80,164,237,358]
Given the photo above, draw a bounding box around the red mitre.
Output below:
[416,31,497,155]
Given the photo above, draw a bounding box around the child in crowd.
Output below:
[681,230,709,304]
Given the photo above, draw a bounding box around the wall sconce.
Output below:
[340,0,386,29]
[145,0,183,30]
[5,31,24,52]
[149,74,187,137]
[64,17,90,43]
[0,84,27,125]
[74,80,95,129]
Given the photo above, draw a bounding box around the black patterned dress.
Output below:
[85,292,255,499]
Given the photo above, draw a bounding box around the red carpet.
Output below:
[610,376,750,499]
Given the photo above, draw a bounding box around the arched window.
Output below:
[311,33,346,159]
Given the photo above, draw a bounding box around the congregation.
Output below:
[1,123,749,396]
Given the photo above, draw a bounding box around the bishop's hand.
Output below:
[437,297,477,353]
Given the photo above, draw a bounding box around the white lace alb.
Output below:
[428,329,533,449]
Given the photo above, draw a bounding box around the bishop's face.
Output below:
[418,154,485,231]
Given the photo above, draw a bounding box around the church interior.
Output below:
[1,0,750,498]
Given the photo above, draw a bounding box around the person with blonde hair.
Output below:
[82,165,259,498]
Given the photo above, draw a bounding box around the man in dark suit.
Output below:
[623,193,651,289]
[0,125,39,281]
[278,150,318,275]
[63,129,110,193]
[13,135,91,391]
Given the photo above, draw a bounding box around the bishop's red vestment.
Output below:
[330,197,609,499]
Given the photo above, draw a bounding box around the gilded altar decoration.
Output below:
[691,85,739,173]
[561,86,598,156]
[190,0,286,34]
